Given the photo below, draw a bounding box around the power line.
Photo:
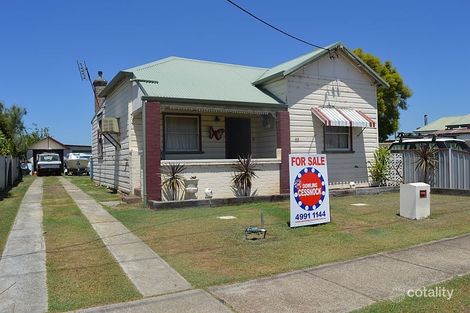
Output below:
[225,0,329,51]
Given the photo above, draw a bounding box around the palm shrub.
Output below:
[231,155,258,197]
[368,146,391,186]
[162,163,186,201]
[414,145,439,185]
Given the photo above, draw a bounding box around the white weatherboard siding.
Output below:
[92,80,140,194]
[262,78,287,103]
[161,159,280,200]
[161,110,277,160]
[280,51,378,186]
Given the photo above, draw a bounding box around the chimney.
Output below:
[93,71,108,113]
[424,114,428,126]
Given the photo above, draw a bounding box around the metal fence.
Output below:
[401,149,470,190]
[0,155,22,196]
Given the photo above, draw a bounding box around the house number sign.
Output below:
[289,154,331,228]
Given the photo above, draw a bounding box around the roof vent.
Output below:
[101,117,120,134]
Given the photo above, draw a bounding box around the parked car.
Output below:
[389,137,470,153]
[37,153,62,176]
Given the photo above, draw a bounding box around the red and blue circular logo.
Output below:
[293,167,326,211]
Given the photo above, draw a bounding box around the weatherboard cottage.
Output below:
[90,42,387,204]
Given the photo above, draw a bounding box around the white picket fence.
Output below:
[0,155,22,195]
[400,149,470,190]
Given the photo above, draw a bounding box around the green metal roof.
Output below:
[100,42,388,106]
[101,57,283,107]
[253,42,389,87]
[447,114,470,126]
[417,114,470,132]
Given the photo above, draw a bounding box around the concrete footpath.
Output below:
[209,234,470,313]
[0,178,47,313]
[59,177,192,297]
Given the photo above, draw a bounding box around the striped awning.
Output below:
[311,107,376,128]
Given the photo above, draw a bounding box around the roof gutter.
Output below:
[140,96,286,108]
[252,71,285,86]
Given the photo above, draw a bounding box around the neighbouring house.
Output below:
[91,42,388,204]
[65,144,92,155]
[415,114,470,144]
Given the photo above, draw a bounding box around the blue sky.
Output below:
[1,0,469,144]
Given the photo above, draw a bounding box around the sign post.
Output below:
[289,154,330,228]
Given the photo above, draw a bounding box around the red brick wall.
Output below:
[145,101,162,202]
[276,111,291,194]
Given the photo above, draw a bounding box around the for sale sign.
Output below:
[289,154,330,228]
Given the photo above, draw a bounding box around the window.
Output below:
[324,126,352,152]
[164,114,200,153]
[39,155,59,162]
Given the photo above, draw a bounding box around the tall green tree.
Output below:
[353,49,412,142]
[0,101,48,157]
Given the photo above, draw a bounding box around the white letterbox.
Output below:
[400,183,430,220]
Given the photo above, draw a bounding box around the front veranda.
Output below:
[141,102,290,202]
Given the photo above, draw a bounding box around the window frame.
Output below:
[163,113,202,154]
[323,125,354,153]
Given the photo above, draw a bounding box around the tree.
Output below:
[353,49,412,142]
[0,101,48,157]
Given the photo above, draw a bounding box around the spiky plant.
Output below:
[414,145,439,185]
[162,163,186,201]
[231,155,258,197]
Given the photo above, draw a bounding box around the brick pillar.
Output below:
[277,111,291,194]
[145,101,162,202]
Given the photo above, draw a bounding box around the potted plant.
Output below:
[368,147,391,187]
[162,163,186,201]
[231,154,258,197]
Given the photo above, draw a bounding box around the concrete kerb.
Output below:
[148,186,470,210]
[149,186,399,209]
[431,188,470,196]
[67,289,234,313]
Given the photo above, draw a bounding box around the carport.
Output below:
[28,136,67,173]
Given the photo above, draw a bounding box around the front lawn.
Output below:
[66,176,121,202]
[71,177,470,288]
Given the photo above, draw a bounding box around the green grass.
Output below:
[65,176,121,202]
[0,176,34,254]
[43,177,141,312]
[70,177,470,288]
[357,274,470,313]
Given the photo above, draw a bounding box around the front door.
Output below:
[225,118,251,159]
